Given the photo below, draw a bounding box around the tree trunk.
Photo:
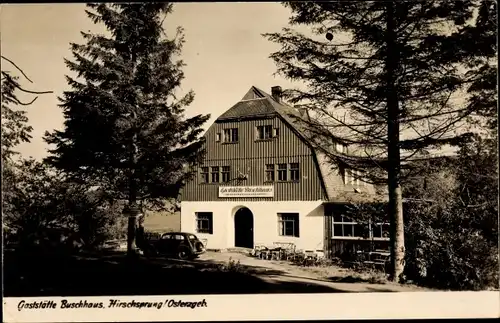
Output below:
[126,132,139,257]
[386,1,406,282]
[127,211,137,257]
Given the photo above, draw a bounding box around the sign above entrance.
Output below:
[218,186,274,198]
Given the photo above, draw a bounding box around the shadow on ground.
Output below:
[4,250,351,297]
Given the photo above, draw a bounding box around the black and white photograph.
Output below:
[2,1,498,321]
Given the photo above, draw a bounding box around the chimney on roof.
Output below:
[271,86,283,103]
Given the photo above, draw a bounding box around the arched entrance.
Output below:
[234,207,254,248]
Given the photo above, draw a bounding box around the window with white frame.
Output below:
[221,166,230,182]
[196,212,213,234]
[332,214,389,240]
[335,143,347,154]
[332,214,366,238]
[346,169,365,186]
[277,163,287,181]
[278,213,299,237]
[289,163,300,181]
[223,128,238,143]
[200,167,209,183]
[256,125,273,140]
[265,164,275,182]
[211,166,220,183]
[372,221,390,238]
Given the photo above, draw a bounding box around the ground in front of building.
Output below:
[4,249,427,297]
[198,251,426,293]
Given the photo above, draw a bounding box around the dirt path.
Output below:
[198,251,426,293]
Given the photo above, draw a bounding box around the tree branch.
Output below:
[1,56,34,83]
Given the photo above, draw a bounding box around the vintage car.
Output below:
[140,231,206,260]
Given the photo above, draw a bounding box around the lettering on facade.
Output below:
[218,186,274,198]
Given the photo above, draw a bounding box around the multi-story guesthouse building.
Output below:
[180,86,388,257]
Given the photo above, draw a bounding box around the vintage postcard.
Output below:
[2,2,498,322]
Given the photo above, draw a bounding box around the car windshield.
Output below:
[187,234,197,240]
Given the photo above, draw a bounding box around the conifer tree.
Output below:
[44,3,209,256]
[264,1,496,281]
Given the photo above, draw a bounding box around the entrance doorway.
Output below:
[234,207,254,248]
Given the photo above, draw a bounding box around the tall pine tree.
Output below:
[44,3,209,256]
[264,1,495,281]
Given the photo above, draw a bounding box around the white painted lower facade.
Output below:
[180,200,325,251]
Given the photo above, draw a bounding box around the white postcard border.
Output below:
[3,292,499,322]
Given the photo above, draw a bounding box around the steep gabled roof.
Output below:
[216,86,306,122]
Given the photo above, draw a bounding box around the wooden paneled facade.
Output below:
[181,115,327,202]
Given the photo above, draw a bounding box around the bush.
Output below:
[217,258,248,273]
[3,159,126,253]
[404,211,499,290]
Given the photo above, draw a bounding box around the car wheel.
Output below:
[177,247,190,260]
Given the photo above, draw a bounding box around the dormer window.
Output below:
[335,143,347,154]
[223,128,238,143]
[256,125,278,140]
[346,169,365,186]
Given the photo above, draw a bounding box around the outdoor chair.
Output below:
[272,242,297,261]
[362,249,390,272]
[253,244,267,258]
[269,248,281,260]
[260,248,271,260]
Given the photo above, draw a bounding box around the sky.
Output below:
[1,3,297,161]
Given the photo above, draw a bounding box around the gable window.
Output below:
[196,212,213,234]
[265,164,275,182]
[256,125,273,140]
[216,133,221,142]
[278,213,299,237]
[200,167,209,183]
[277,163,287,181]
[221,166,231,182]
[223,128,238,143]
[289,163,300,181]
[211,166,220,183]
[273,128,280,137]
